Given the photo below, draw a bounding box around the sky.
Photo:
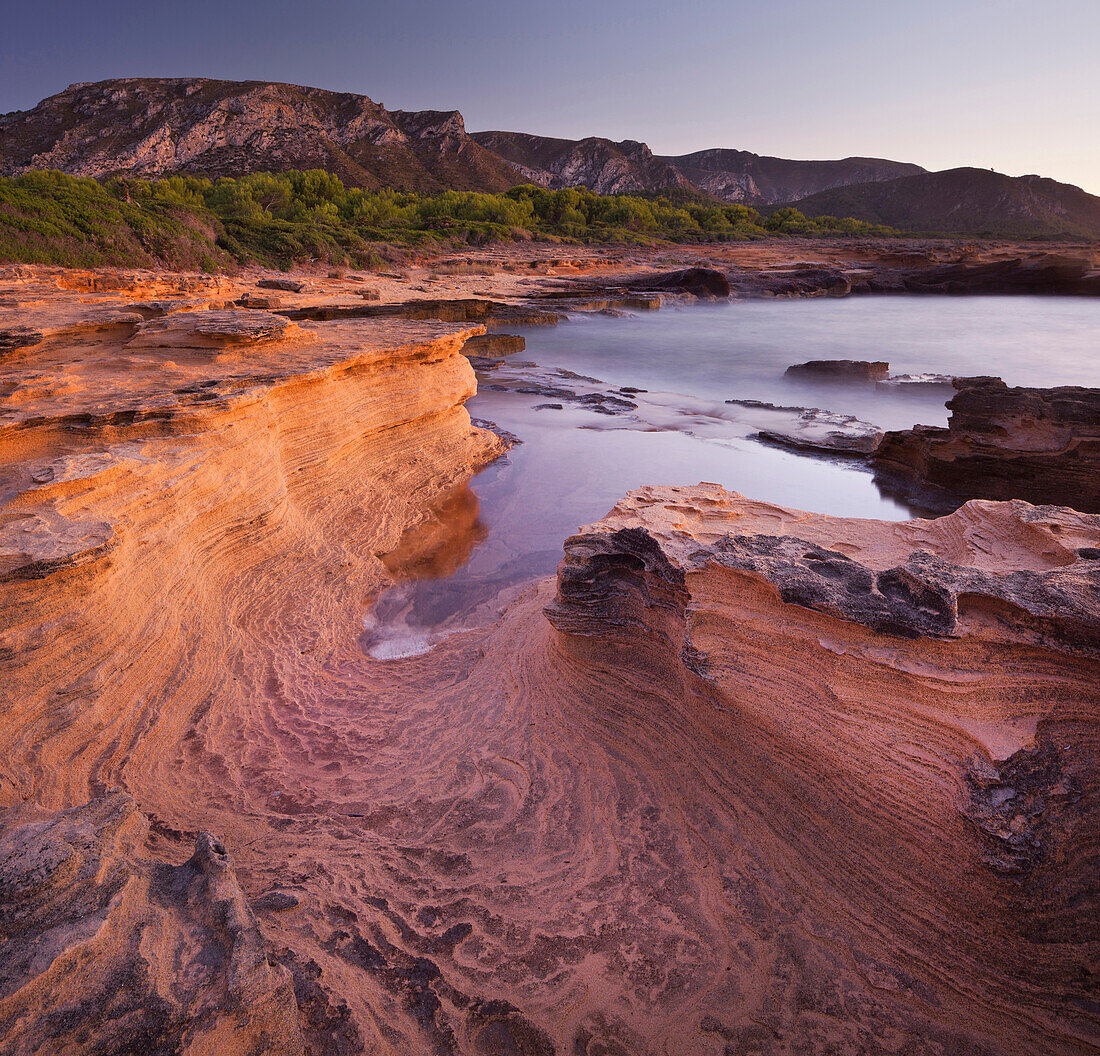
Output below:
[2,0,1098,193]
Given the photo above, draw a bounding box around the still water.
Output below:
[362,295,1100,657]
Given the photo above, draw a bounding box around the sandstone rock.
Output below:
[128,309,301,349]
[0,794,305,1056]
[874,376,1100,512]
[785,359,890,381]
[462,333,525,359]
[237,294,284,309]
[258,277,308,293]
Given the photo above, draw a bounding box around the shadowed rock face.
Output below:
[875,377,1100,512]
[0,793,305,1056]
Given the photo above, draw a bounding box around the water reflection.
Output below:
[363,295,1100,658]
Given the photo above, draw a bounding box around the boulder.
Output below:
[639,267,731,299]
[258,277,308,293]
[786,359,890,381]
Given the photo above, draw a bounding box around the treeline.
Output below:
[0,169,902,270]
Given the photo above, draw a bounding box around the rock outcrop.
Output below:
[0,793,305,1055]
[634,266,731,299]
[785,358,890,381]
[544,484,1100,1054]
[874,376,1100,512]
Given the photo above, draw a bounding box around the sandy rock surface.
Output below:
[0,257,1098,1054]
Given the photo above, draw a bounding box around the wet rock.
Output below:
[638,266,731,299]
[757,409,884,456]
[874,377,1100,512]
[876,372,954,392]
[786,359,890,381]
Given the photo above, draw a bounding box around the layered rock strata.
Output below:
[545,485,1100,1054]
[874,376,1100,512]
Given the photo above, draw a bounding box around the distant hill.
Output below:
[785,168,1100,239]
[661,148,924,205]
[469,130,692,196]
[2,79,1096,239]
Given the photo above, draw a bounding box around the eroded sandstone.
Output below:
[874,376,1100,512]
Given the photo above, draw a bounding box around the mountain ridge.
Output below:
[2,77,1098,238]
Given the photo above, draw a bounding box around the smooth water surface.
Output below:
[362,296,1100,657]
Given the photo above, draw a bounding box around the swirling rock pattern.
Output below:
[1,268,1099,1054]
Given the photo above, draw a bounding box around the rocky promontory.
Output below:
[874,376,1100,512]
[1,256,1099,1055]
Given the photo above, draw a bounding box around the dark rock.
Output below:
[730,266,852,299]
[786,359,890,381]
[258,277,308,293]
[874,377,1100,512]
[0,326,43,353]
[899,254,1100,296]
[638,267,731,299]
[254,889,303,912]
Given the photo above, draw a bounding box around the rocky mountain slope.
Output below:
[469,130,695,195]
[2,78,1098,239]
[784,167,1100,237]
[0,77,524,193]
[0,77,926,205]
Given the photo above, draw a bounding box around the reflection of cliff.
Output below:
[380,483,488,583]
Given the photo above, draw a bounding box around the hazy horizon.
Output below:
[3,0,1097,194]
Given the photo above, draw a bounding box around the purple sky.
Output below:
[3,0,1097,193]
